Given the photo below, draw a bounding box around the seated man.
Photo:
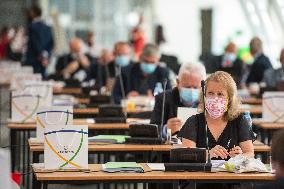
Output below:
[150,62,206,136]
[256,129,284,188]
[53,38,94,81]
[263,48,284,88]
[113,43,171,104]
[88,41,135,90]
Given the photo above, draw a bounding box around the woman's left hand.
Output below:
[229,145,243,157]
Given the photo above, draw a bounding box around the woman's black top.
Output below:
[178,113,254,159]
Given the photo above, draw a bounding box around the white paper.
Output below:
[263,92,284,122]
[36,106,73,142]
[146,163,165,171]
[177,107,198,124]
[0,149,12,189]
[44,125,88,169]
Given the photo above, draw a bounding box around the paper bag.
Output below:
[36,106,73,142]
[10,73,42,90]
[11,90,41,123]
[24,81,53,106]
[177,107,198,124]
[44,125,88,169]
[263,91,284,122]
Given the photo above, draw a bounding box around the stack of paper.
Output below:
[88,135,130,144]
[102,162,144,173]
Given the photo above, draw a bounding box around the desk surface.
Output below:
[239,105,262,115]
[241,98,262,105]
[28,139,269,153]
[8,119,130,130]
[73,107,153,114]
[33,164,274,181]
[29,139,173,152]
[53,87,82,95]
[253,119,284,129]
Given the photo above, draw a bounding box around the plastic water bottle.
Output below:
[153,82,163,96]
[243,111,252,129]
[244,111,257,139]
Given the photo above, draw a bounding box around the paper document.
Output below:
[177,107,198,124]
[147,163,165,171]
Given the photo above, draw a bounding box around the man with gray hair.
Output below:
[150,62,206,136]
[112,43,171,103]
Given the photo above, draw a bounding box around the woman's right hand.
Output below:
[209,145,229,159]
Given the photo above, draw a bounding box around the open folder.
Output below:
[102,162,144,173]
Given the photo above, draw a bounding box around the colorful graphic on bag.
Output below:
[24,82,53,106]
[263,92,284,122]
[11,94,41,123]
[36,106,73,142]
[44,125,88,169]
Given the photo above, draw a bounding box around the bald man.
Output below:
[54,38,95,81]
[218,42,244,87]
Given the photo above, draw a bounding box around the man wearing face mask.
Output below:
[218,42,244,88]
[88,42,135,89]
[150,63,206,136]
[112,43,171,104]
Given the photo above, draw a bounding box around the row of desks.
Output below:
[33,164,274,189]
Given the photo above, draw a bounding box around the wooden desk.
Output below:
[73,107,153,115]
[53,87,82,95]
[241,98,262,105]
[239,105,262,116]
[253,119,284,144]
[32,164,274,189]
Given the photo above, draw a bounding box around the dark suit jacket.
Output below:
[54,53,95,80]
[112,63,171,104]
[88,60,136,89]
[26,20,54,76]
[246,53,272,84]
[218,56,244,87]
[150,87,184,126]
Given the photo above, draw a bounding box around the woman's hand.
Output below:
[229,145,243,157]
[209,145,229,159]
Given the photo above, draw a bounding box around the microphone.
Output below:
[116,66,127,117]
[160,79,168,141]
[201,80,211,164]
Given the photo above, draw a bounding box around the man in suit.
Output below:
[256,129,284,189]
[89,42,135,90]
[26,5,54,79]
[54,38,94,82]
[246,37,272,85]
[112,43,171,104]
[150,63,206,136]
[263,48,284,88]
[218,42,244,88]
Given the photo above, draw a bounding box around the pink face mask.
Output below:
[205,96,228,119]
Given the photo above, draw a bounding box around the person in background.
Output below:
[84,31,96,57]
[88,41,134,90]
[130,15,145,60]
[54,38,94,81]
[150,63,206,136]
[7,26,27,62]
[246,37,272,85]
[0,27,11,60]
[218,42,244,88]
[263,48,284,88]
[179,71,254,159]
[256,129,284,189]
[26,5,54,79]
[112,43,171,104]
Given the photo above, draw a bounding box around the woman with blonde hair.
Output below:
[178,71,254,160]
